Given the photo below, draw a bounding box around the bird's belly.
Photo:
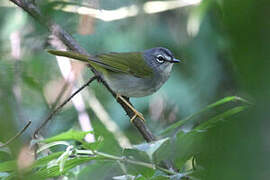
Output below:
[103,72,167,97]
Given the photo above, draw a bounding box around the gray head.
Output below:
[143,47,180,74]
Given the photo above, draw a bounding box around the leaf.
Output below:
[135,175,148,180]
[0,144,12,161]
[133,138,169,161]
[0,144,11,156]
[55,146,74,172]
[172,105,247,169]
[83,136,104,151]
[113,175,136,180]
[123,148,150,163]
[37,141,70,153]
[42,129,92,143]
[161,96,249,135]
[0,161,16,172]
[30,156,97,178]
[121,148,155,178]
[150,170,170,180]
[169,173,191,180]
[33,152,64,168]
[76,160,119,180]
[194,106,248,131]
[0,172,10,179]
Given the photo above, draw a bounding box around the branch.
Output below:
[74,150,178,176]
[10,0,156,142]
[0,120,31,148]
[95,151,177,175]
[33,76,97,138]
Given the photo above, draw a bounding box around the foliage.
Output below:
[0,96,249,179]
[0,0,268,179]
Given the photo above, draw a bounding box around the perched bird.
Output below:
[48,47,180,122]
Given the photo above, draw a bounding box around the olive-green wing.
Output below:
[96,52,153,77]
[47,50,124,73]
[48,50,153,78]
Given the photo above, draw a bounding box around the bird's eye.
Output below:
[156,55,165,63]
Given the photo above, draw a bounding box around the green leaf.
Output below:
[0,161,16,172]
[121,138,169,178]
[172,105,247,169]
[42,129,92,143]
[121,149,154,178]
[161,96,249,135]
[123,148,150,163]
[194,106,248,131]
[133,138,169,161]
[0,144,12,161]
[0,172,10,179]
[0,144,11,156]
[135,175,148,180]
[76,160,118,180]
[57,146,74,172]
[113,175,136,180]
[83,136,104,151]
[30,156,97,178]
[37,141,70,153]
[33,152,64,168]
[150,170,170,180]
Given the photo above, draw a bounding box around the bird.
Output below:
[48,47,180,122]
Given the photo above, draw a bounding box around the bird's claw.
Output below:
[116,94,145,123]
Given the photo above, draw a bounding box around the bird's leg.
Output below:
[116,94,145,123]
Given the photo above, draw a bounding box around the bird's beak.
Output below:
[171,58,181,63]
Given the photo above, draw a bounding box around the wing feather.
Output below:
[97,52,153,77]
[47,50,153,78]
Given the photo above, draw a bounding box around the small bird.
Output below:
[48,47,180,122]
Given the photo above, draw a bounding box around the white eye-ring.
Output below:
[156,55,165,63]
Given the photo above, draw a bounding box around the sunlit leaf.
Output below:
[37,141,70,153]
[42,129,93,143]
[113,174,136,180]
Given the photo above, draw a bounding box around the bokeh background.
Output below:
[0,0,269,179]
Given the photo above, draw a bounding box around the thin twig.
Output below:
[0,120,32,148]
[33,76,97,138]
[50,81,70,111]
[78,150,178,175]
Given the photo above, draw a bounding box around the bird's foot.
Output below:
[116,94,145,123]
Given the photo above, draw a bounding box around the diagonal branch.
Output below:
[9,0,156,142]
[33,76,97,138]
[0,120,32,148]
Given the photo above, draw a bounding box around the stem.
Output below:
[94,151,177,175]
[33,76,97,138]
[0,120,31,147]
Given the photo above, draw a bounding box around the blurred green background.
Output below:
[0,0,269,179]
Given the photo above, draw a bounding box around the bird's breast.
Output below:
[102,71,170,97]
